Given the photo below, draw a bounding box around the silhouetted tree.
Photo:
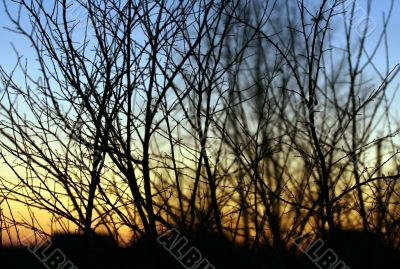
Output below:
[1,0,400,268]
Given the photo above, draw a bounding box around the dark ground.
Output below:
[1,230,399,269]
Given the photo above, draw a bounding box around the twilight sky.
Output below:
[1,1,399,78]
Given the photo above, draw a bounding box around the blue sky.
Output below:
[0,1,399,94]
[361,0,400,74]
[1,1,398,69]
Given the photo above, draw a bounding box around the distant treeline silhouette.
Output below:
[1,230,400,268]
